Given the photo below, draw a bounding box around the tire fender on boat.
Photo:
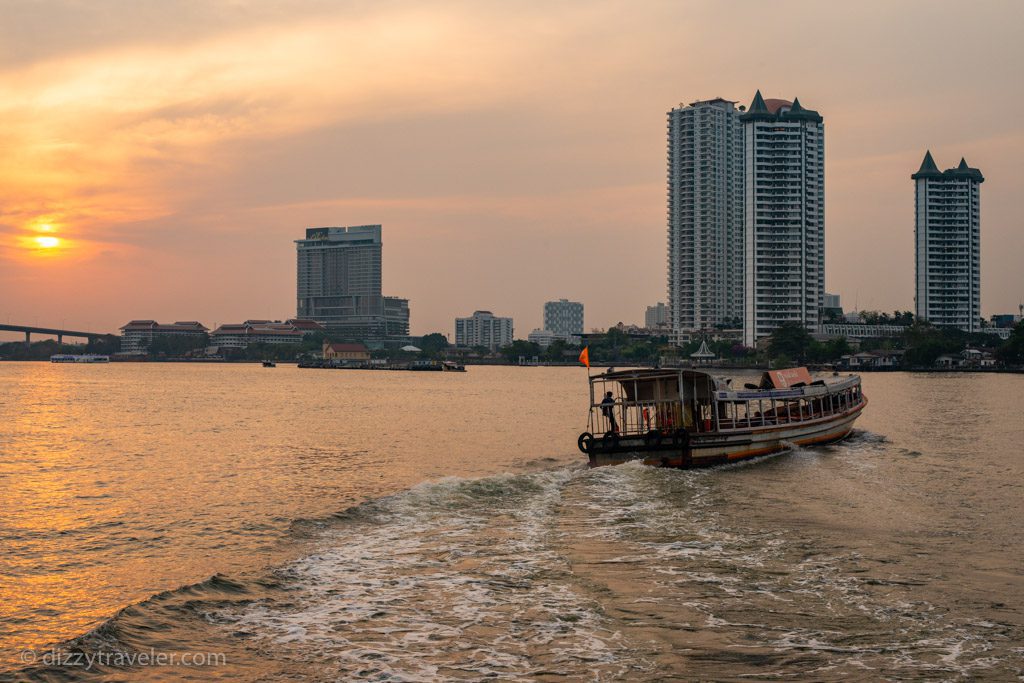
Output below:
[577,432,594,454]
[644,430,663,447]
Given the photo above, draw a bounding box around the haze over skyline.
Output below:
[1,0,1022,338]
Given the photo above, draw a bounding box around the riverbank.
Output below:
[3,357,1022,373]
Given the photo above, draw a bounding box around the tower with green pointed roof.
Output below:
[914,151,984,332]
[740,91,826,347]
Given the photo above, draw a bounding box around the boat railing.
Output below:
[590,398,686,437]
[588,373,864,438]
[592,386,866,436]
[716,383,864,432]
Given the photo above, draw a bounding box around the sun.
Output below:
[34,235,61,249]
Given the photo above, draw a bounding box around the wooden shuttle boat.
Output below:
[578,367,866,468]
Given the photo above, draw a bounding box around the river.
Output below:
[1,364,1021,680]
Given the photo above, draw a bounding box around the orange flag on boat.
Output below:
[578,346,590,368]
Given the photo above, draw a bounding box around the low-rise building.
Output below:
[818,323,908,341]
[119,320,208,354]
[838,350,904,370]
[980,327,1012,341]
[934,349,996,369]
[935,354,963,369]
[210,319,324,349]
[323,342,371,361]
[527,329,557,348]
[962,348,996,368]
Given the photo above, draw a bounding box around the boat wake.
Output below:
[215,466,647,680]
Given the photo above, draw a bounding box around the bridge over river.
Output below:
[0,324,115,345]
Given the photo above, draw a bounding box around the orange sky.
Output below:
[1,0,1022,339]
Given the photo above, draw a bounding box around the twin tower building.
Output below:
[668,91,983,346]
[668,91,824,348]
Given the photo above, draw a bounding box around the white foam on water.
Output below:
[215,467,646,680]
[548,462,1019,679]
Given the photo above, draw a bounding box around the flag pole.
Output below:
[580,345,592,432]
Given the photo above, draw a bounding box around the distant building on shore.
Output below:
[667,98,744,338]
[645,302,669,330]
[322,341,371,361]
[913,151,984,332]
[822,293,841,309]
[119,320,208,354]
[295,225,409,339]
[543,299,583,342]
[817,322,907,341]
[741,91,825,347]
[990,312,1022,329]
[455,311,513,351]
[527,329,557,348]
[210,319,324,349]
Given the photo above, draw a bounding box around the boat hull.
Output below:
[586,400,866,469]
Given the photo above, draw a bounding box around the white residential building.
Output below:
[741,91,825,347]
[543,299,583,341]
[119,321,208,354]
[527,329,557,348]
[210,319,324,349]
[913,151,983,332]
[455,311,513,351]
[645,302,669,329]
[667,98,744,338]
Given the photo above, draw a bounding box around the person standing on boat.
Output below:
[601,391,619,434]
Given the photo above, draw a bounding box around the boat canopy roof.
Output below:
[592,368,729,393]
[592,366,860,402]
[594,367,718,384]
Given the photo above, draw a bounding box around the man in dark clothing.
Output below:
[600,391,618,433]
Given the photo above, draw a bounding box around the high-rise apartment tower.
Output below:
[667,98,744,339]
[740,91,825,346]
[913,151,983,332]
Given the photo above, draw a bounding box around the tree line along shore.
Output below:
[2,317,1023,371]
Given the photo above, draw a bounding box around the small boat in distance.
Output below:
[262,360,276,368]
[578,367,866,468]
[50,354,110,363]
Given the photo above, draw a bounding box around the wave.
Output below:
[4,574,255,682]
[213,465,655,680]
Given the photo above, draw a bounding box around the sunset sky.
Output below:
[1,0,1022,339]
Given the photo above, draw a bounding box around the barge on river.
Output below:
[578,367,866,468]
